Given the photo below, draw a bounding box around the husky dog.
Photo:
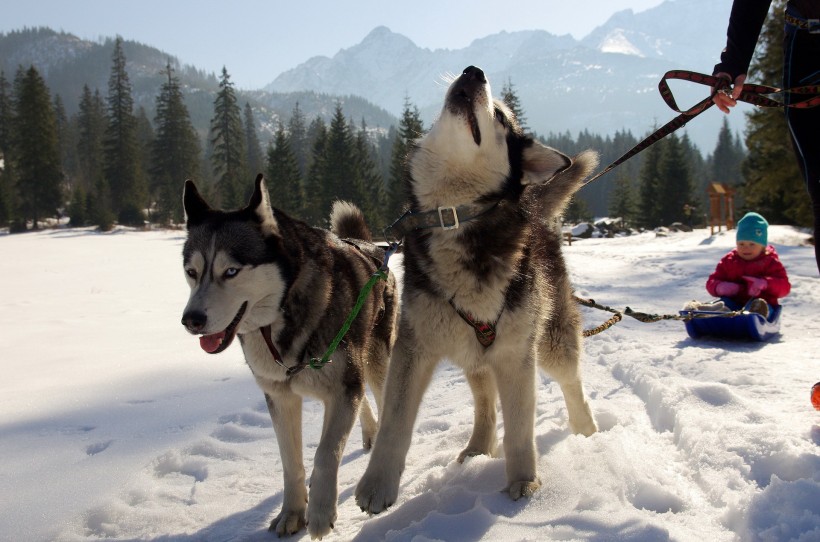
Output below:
[355,66,598,514]
[181,175,398,539]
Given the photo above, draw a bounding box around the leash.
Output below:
[575,295,749,337]
[581,70,820,187]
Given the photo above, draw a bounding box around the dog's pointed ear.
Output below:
[247,174,279,232]
[183,180,212,228]
[521,141,572,185]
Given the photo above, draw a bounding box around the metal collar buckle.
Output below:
[437,206,460,230]
[809,19,820,34]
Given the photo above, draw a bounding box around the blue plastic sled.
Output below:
[680,305,782,341]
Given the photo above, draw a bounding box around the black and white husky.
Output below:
[355,66,598,514]
[181,175,398,539]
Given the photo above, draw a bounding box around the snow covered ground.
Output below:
[0,225,818,541]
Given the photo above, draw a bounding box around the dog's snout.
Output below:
[182,310,207,333]
[462,66,486,84]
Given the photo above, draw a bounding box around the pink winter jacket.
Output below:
[706,245,791,306]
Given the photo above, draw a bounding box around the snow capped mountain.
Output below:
[581,0,730,68]
[267,0,740,152]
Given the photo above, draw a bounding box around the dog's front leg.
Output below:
[458,369,498,462]
[493,357,541,500]
[355,330,437,515]
[263,390,308,537]
[305,382,362,540]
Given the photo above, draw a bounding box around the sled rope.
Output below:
[308,242,399,370]
[575,295,746,336]
[581,70,820,187]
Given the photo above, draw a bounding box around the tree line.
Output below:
[0,6,808,235]
[0,37,418,234]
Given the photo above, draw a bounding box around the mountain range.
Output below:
[1,0,744,153]
[266,0,741,152]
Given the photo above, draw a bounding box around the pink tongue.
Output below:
[199,332,226,353]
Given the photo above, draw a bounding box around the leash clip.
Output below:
[809,18,820,34]
[437,206,460,230]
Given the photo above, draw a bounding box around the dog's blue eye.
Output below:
[224,268,240,279]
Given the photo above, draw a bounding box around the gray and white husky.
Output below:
[181,175,398,539]
[355,66,598,514]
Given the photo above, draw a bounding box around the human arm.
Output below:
[712,0,772,113]
[742,276,767,296]
[706,256,742,298]
[761,254,791,299]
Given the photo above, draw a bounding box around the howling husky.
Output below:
[356,66,598,514]
[181,176,398,539]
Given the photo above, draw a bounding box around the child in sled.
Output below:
[692,212,791,318]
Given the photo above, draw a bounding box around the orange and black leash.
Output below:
[580,70,820,187]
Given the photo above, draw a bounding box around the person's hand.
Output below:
[712,72,746,114]
[715,281,741,296]
[743,276,768,297]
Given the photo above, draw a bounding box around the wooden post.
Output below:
[707,183,735,235]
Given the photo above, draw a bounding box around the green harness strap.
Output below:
[308,242,398,370]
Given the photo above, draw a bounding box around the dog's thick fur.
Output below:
[355,66,598,514]
[181,176,398,539]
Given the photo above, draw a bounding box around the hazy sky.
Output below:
[1,0,665,89]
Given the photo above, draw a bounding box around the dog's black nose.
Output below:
[182,310,207,333]
[462,66,486,83]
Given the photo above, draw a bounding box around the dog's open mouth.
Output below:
[447,75,485,146]
[199,302,247,354]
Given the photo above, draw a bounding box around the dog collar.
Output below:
[383,200,501,243]
[260,325,306,377]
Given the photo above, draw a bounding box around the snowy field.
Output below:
[0,224,818,542]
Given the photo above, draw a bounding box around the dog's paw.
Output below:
[269,509,306,537]
[307,507,337,540]
[506,478,542,501]
[457,446,492,463]
[355,470,400,515]
[361,425,376,451]
[568,407,598,437]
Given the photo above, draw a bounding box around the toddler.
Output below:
[705,212,791,317]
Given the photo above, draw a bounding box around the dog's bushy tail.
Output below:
[330,201,372,241]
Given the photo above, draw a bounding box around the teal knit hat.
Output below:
[736,212,768,246]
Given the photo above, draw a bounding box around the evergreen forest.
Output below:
[0,4,809,235]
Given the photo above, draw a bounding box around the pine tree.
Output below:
[387,97,423,220]
[104,37,146,225]
[741,0,808,226]
[135,106,154,203]
[501,77,528,132]
[53,94,76,203]
[11,65,62,229]
[608,169,637,226]
[324,103,357,206]
[243,102,264,177]
[303,117,328,226]
[637,127,663,229]
[209,67,246,208]
[151,62,201,224]
[352,119,386,229]
[656,133,693,225]
[265,121,303,217]
[288,101,309,177]
[0,71,13,225]
[710,117,745,189]
[565,196,593,223]
[76,86,112,229]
